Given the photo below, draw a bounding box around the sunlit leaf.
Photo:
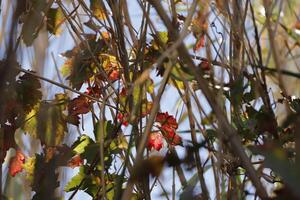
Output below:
[22,101,68,146]
[47,7,64,35]
[148,132,163,151]
[65,165,100,198]
[22,156,36,182]
[65,166,85,192]
[170,63,195,81]
[9,150,26,177]
[72,135,94,154]
[90,0,107,20]
[117,135,128,150]
[61,36,106,90]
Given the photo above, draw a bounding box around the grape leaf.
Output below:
[65,166,85,192]
[16,72,42,114]
[90,0,107,20]
[47,8,64,35]
[31,154,59,200]
[20,0,49,46]
[22,101,68,146]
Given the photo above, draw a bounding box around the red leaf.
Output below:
[156,112,178,129]
[67,154,83,168]
[85,85,102,98]
[199,60,210,71]
[9,150,26,177]
[120,87,127,96]
[161,125,182,146]
[166,132,182,146]
[68,95,91,116]
[108,70,119,81]
[117,113,129,126]
[148,132,163,151]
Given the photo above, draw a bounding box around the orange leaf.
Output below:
[108,70,119,81]
[194,35,205,51]
[67,155,83,168]
[9,150,26,177]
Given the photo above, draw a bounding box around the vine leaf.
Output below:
[9,150,26,177]
[31,153,59,200]
[65,165,99,197]
[20,0,49,46]
[60,35,106,90]
[90,0,107,20]
[147,132,163,151]
[65,165,85,192]
[22,101,68,146]
[47,8,65,35]
[250,143,300,197]
[16,72,42,114]
[68,95,91,115]
[72,135,94,154]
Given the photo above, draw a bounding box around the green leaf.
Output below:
[90,0,106,20]
[65,166,85,192]
[81,143,100,164]
[47,8,64,35]
[72,135,94,154]
[170,63,195,81]
[65,165,99,198]
[22,101,68,146]
[94,120,114,142]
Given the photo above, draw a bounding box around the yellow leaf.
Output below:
[117,135,128,150]
[47,8,65,35]
[91,0,106,20]
[99,54,121,72]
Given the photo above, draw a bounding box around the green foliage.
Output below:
[64,165,99,197]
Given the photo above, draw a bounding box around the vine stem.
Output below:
[148,0,269,198]
[16,67,119,110]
